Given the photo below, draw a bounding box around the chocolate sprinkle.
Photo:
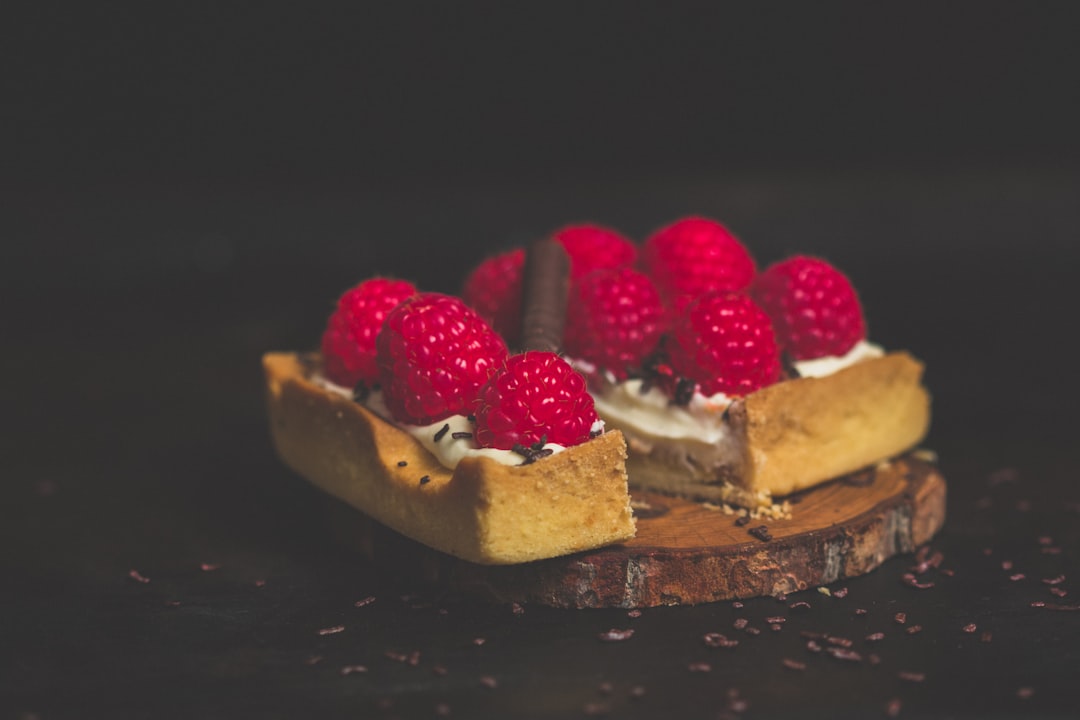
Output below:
[734,516,750,527]
[512,441,555,465]
[673,378,696,406]
[434,424,450,442]
[781,352,802,379]
[841,468,876,487]
[352,381,370,403]
[451,431,473,440]
[748,525,773,542]
[419,475,431,485]
[397,460,408,467]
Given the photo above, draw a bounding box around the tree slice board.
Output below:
[328,453,946,608]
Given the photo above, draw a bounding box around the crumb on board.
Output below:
[701,498,792,521]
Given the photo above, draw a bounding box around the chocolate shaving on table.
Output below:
[517,238,570,353]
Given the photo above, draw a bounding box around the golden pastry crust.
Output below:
[609,352,931,505]
[263,353,636,565]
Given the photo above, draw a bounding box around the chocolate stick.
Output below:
[517,238,570,353]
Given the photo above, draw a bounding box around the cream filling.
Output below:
[313,376,605,470]
[791,340,884,378]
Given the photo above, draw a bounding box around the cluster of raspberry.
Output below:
[319,217,867,453]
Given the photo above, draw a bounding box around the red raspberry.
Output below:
[320,277,417,387]
[641,216,756,308]
[376,293,509,425]
[474,352,599,451]
[554,224,638,280]
[462,248,525,345]
[563,267,667,380]
[751,255,866,360]
[667,293,781,397]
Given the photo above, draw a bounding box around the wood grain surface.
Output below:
[330,453,946,608]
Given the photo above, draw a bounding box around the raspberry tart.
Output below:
[466,217,931,512]
[264,244,635,565]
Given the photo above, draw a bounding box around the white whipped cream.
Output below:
[592,380,734,443]
[791,340,884,378]
[590,340,884,445]
[314,376,601,470]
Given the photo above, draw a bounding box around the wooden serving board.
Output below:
[329,454,946,608]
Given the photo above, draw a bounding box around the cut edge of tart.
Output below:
[602,350,931,508]
[263,352,636,565]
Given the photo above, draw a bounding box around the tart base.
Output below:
[263,352,636,565]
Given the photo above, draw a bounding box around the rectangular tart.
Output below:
[263,352,637,564]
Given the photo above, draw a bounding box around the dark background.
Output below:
[4,3,1079,718]
[5,0,1077,465]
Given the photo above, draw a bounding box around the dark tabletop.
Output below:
[3,170,1079,720]
[5,4,1080,718]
